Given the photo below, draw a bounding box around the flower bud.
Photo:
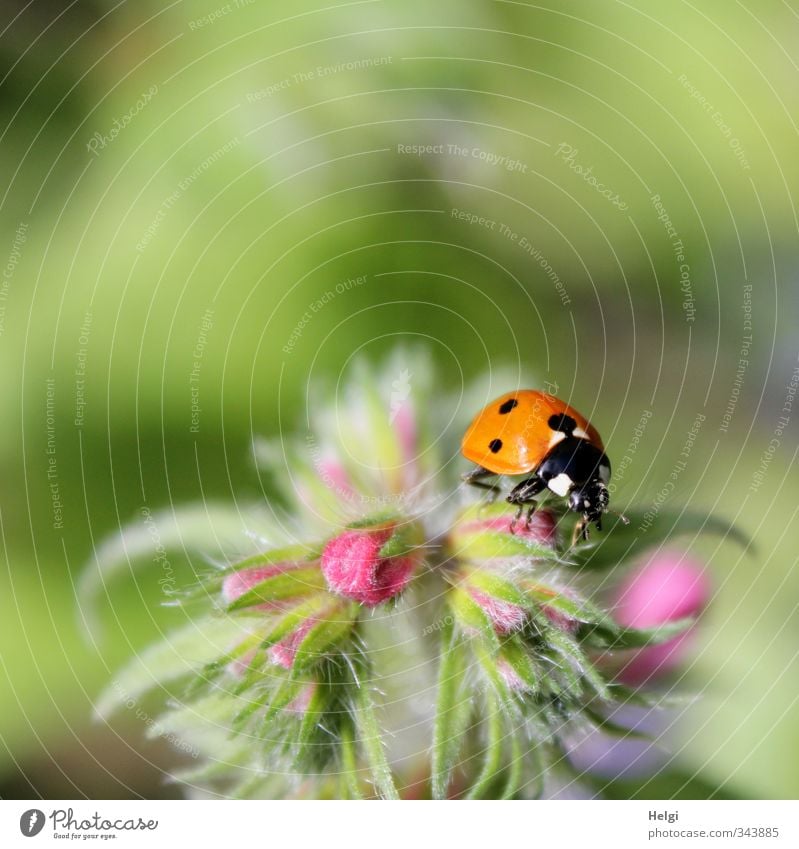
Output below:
[467,588,526,635]
[321,524,417,606]
[613,551,710,684]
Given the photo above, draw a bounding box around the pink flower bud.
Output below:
[467,588,526,634]
[321,526,417,606]
[613,551,710,684]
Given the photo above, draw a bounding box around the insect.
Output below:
[461,389,625,541]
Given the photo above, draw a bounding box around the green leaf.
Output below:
[291,605,358,672]
[500,732,524,800]
[464,569,530,609]
[448,586,501,652]
[582,616,694,649]
[455,529,559,562]
[525,586,613,627]
[582,706,653,742]
[216,543,323,577]
[547,625,610,700]
[431,618,473,800]
[377,523,421,559]
[226,566,327,611]
[571,510,750,571]
[339,719,364,800]
[466,691,505,799]
[93,615,249,719]
[260,596,330,648]
[498,637,538,693]
[353,681,399,800]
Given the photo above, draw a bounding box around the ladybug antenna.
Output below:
[607,509,629,525]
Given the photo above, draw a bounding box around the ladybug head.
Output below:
[567,477,609,525]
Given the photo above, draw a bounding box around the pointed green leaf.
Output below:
[525,586,612,626]
[353,682,399,800]
[464,569,530,609]
[339,719,364,800]
[466,691,505,799]
[223,543,323,573]
[582,616,694,649]
[455,529,559,562]
[448,586,501,652]
[226,566,327,611]
[291,605,358,672]
[571,510,749,571]
[431,617,473,800]
[499,637,538,693]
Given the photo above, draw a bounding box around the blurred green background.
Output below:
[1,0,797,799]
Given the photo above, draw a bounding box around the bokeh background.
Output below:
[1,0,797,799]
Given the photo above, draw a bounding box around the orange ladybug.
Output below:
[461,390,617,539]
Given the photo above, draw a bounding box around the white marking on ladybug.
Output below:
[547,473,573,496]
[573,427,589,440]
[599,462,610,484]
[547,431,567,449]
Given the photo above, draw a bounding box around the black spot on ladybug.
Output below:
[498,398,518,414]
[548,413,577,435]
[488,438,503,453]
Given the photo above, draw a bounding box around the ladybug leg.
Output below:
[463,466,501,503]
[570,516,592,547]
[509,503,525,534]
[570,518,587,547]
[506,477,546,534]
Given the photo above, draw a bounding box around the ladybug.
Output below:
[461,390,621,540]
